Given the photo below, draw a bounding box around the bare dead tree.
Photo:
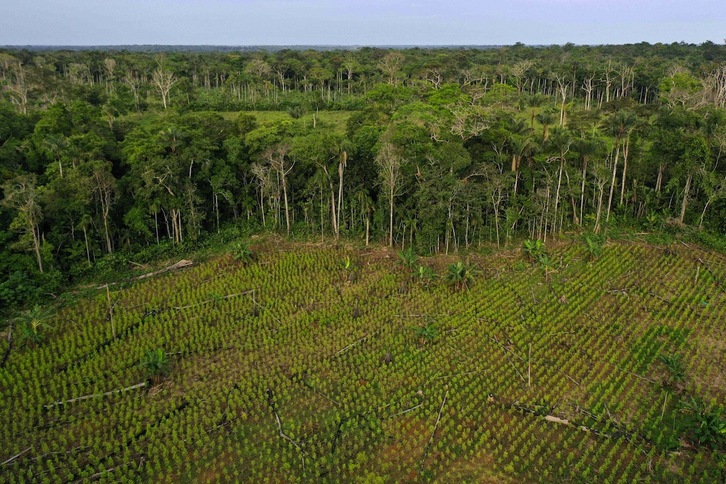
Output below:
[377,52,405,86]
[152,64,177,109]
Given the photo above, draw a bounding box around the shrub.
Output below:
[141,348,170,383]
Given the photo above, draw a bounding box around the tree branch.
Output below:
[44,382,147,409]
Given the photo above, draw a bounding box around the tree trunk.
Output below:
[329,180,338,238]
[606,142,620,223]
[337,153,346,234]
[579,158,588,225]
[32,224,43,273]
[103,210,113,254]
[83,225,91,264]
[619,137,630,207]
[594,182,605,234]
[389,185,395,247]
[655,164,664,194]
[365,217,370,246]
[553,159,564,233]
[679,173,692,224]
[282,175,291,236]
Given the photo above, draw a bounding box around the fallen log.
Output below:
[44,382,148,409]
[1,447,31,466]
[136,260,193,280]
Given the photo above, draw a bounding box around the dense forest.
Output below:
[1,43,726,310]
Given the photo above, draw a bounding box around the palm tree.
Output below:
[15,305,54,346]
[536,109,556,141]
[141,348,170,384]
[446,261,475,291]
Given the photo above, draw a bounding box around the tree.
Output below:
[262,143,294,236]
[536,109,556,141]
[1,56,30,114]
[123,70,144,113]
[1,174,44,273]
[291,131,345,238]
[377,52,405,86]
[353,189,374,245]
[88,160,117,254]
[342,56,359,95]
[446,261,475,291]
[698,171,726,228]
[375,141,405,247]
[15,304,54,346]
[604,110,637,223]
[546,126,573,233]
[677,134,710,224]
[152,63,177,109]
[141,348,170,383]
[123,116,215,244]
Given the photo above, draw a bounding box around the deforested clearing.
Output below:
[1,237,724,482]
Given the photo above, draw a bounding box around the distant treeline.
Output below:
[1,43,725,309]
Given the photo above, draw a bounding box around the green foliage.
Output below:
[680,397,726,450]
[413,318,438,345]
[141,348,170,380]
[445,261,475,291]
[658,353,686,385]
[342,255,354,271]
[523,239,556,278]
[14,304,54,346]
[584,233,606,260]
[414,264,436,286]
[523,239,545,263]
[4,42,726,480]
[231,241,254,263]
[398,247,418,271]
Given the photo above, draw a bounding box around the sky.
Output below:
[1,0,724,46]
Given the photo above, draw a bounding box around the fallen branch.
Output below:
[430,369,479,381]
[420,388,449,469]
[301,379,341,407]
[172,290,253,311]
[697,257,724,288]
[88,461,131,480]
[1,447,31,466]
[389,403,424,418]
[266,388,305,472]
[647,291,672,304]
[136,259,193,280]
[544,415,570,425]
[605,362,658,385]
[27,446,88,463]
[335,333,370,356]
[489,336,526,383]
[44,382,147,409]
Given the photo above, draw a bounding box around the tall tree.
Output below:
[605,110,637,223]
[262,143,294,236]
[152,63,177,110]
[2,175,44,273]
[375,141,405,247]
